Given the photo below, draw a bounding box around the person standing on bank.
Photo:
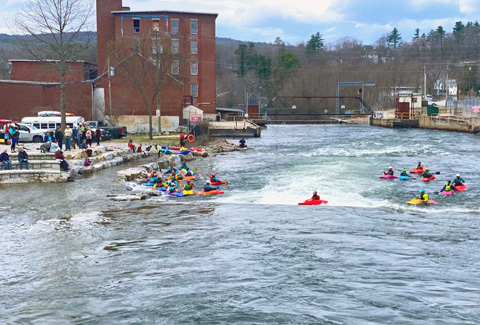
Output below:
[55,127,64,150]
[64,125,72,151]
[18,147,29,170]
[85,128,93,146]
[95,128,102,146]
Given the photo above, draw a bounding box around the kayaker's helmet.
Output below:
[456,174,460,177]
[447,180,451,184]
[206,181,210,184]
[389,166,393,169]
[187,180,191,183]
[421,189,425,193]
[425,167,429,170]
[212,173,216,176]
[403,169,406,172]
[313,191,317,195]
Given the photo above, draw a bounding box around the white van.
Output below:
[21,116,85,130]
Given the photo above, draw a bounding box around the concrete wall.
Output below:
[419,115,480,133]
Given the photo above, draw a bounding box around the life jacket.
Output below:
[149,172,160,178]
[445,184,452,191]
[184,184,193,191]
[168,186,176,192]
[420,193,429,201]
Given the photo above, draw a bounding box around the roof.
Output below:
[112,10,218,17]
[216,108,244,113]
[9,59,96,65]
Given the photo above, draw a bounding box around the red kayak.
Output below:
[298,199,328,206]
[410,168,424,174]
[196,189,224,195]
[454,185,467,191]
[211,180,229,186]
[421,175,436,182]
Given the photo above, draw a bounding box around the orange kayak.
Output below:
[196,190,224,195]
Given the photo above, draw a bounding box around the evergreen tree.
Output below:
[306,32,324,54]
[413,28,420,41]
[387,28,402,49]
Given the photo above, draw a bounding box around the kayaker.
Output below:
[311,191,320,201]
[167,182,177,193]
[164,167,178,175]
[400,169,408,177]
[210,173,221,183]
[417,189,429,203]
[440,180,456,193]
[239,138,247,148]
[167,179,178,188]
[203,181,219,192]
[452,174,465,186]
[184,167,194,177]
[183,180,194,191]
[422,168,433,178]
[384,167,394,175]
[416,162,424,170]
[149,169,162,184]
[179,162,189,171]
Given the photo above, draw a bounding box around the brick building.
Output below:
[96,0,218,128]
[0,0,218,130]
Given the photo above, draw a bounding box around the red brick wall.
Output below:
[0,82,93,120]
[11,61,86,83]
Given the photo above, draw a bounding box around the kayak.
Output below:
[183,176,196,181]
[196,189,224,195]
[399,175,409,180]
[177,150,191,155]
[410,168,424,174]
[183,190,194,196]
[155,187,167,192]
[211,180,229,185]
[421,175,436,182]
[298,199,328,205]
[454,185,467,191]
[380,175,398,179]
[441,190,454,196]
[164,191,185,197]
[143,182,155,187]
[407,199,438,205]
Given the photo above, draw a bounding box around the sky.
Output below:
[1,0,480,46]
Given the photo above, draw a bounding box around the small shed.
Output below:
[182,105,203,125]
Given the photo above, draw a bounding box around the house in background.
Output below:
[434,78,457,99]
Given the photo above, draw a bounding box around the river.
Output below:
[1,125,480,323]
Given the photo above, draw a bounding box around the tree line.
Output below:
[216,21,480,111]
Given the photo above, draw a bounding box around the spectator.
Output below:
[55,148,69,171]
[0,149,12,170]
[9,122,19,153]
[44,131,53,143]
[179,133,185,146]
[64,125,73,151]
[80,139,88,149]
[128,139,135,152]
[95,128,102,146]
[18,148,29,170]
[55,127,64,150]
[136,144,143,153]
[85,128,93,146]
[71,126,78,149]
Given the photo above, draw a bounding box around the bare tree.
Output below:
[12,0,94,131]
[108,36,185,139]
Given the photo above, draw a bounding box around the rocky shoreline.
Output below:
[0,139,247,185]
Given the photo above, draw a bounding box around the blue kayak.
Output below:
[399,175,409,180]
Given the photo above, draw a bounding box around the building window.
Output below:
[191,62,198,75]
[171,19,179,34]
[133,18,140,33]
[190,40,198,55]
[190,19,198,35]
[152,38,162,55]
[152,19,160,32]
[171,60,180,75]
[171,38,179,54]
[191,83,198,97]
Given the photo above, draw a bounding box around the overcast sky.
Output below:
[1,0,479,45]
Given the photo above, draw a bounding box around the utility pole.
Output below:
[423,64,427,99]
[155,30,161,135]
[108,57,113,120]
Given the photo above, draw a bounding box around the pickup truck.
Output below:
[86,121,127,139]
[0,123,47,143]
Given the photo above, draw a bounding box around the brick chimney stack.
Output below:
[96,0,123,75]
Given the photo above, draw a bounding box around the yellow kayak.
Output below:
[182,190,194,196]
[407,199,438,205]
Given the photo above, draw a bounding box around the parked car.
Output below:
[0,123,47,143]
[86,121,127,139]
